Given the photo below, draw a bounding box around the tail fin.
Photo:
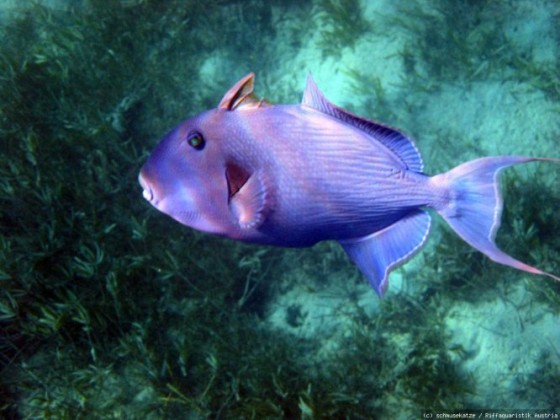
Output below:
[432,156,559,281]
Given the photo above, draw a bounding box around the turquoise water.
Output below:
[1,1,559,418]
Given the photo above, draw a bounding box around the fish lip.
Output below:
[138,171,155,203]
[142,188,153,202]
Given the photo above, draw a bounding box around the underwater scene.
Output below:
[1,0,559,418]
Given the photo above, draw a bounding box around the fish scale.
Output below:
[139,73,559,297]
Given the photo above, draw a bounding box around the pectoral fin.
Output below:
[228,169,272,229]
[339,210,431,297]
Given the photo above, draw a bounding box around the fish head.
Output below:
[140,73,271,237]
[139,109,234,235]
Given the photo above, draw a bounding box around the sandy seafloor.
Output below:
[2,0,559,417]
[242,0,560,412]
[250,0,560,410]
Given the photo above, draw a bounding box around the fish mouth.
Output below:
[225,162,250,200]
[138,171,155,203]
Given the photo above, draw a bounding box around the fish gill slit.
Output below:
[225,162,251,200]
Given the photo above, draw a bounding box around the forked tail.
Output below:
[432,156,560,281]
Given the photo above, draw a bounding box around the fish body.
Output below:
[139,73,559,296]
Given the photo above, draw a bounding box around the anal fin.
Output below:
[339,210,431,297]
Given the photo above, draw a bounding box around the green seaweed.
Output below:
[0,2,280,417]
[390,1,519,85]
[315,0,371,59]
[499,167,560,314]
[516,350,560,408]
[1,1,559,418]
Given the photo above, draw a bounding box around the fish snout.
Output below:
[138,170,155,203]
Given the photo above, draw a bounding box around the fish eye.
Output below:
[187,131,205,150]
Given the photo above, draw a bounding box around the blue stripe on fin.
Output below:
[339,210,432,297]
[301,74,423,172]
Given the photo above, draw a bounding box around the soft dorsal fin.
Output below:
[218,73,269,111]
[302,74,423,172]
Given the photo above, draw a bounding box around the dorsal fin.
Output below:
[302,74,423,172]
[218,73,269,111]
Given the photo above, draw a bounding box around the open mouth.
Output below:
[225,162,250,200]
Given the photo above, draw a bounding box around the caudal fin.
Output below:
[432,156,560,281]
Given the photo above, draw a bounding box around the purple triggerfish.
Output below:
[139,73,559,296]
